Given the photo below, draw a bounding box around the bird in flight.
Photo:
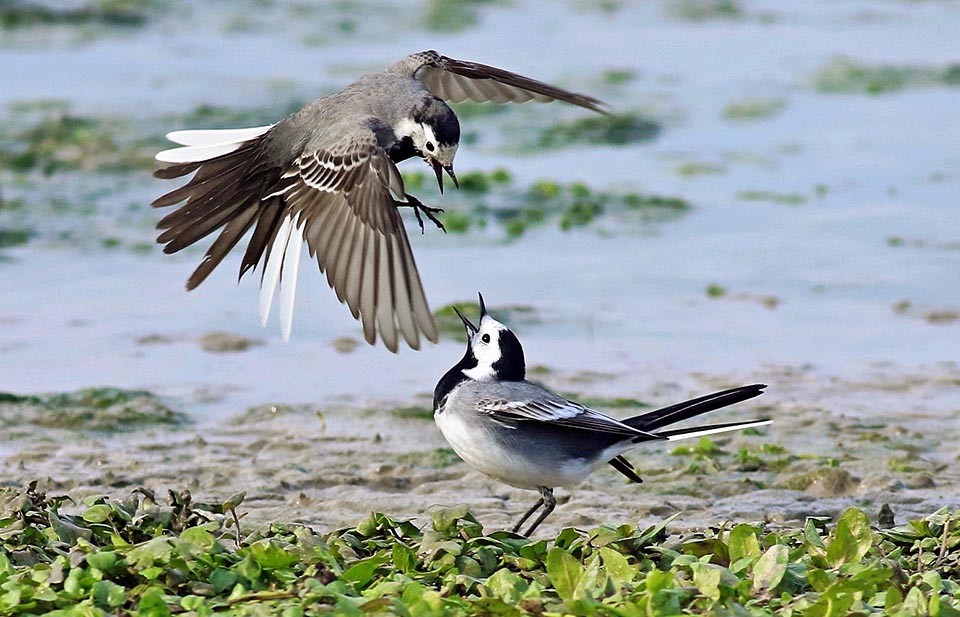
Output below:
[152,51,606,352]
[434,295,770,536]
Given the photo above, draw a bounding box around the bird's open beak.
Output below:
[478,292,487,319]
[429,160,459,194]
[453,306,478,337]
[444,165,458,190]
[431,159,445,194]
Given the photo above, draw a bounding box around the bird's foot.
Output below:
[404,195,446,234]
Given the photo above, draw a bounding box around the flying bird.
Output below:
[434,295,770,536]
[152,51,606,352]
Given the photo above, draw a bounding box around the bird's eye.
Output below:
[425,142,435,152]
[481,334,490,344]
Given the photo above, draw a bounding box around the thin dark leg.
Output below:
[511,498,544,534]
[523,487,556,537]
[401,194,445,234]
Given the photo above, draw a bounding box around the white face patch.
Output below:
[462,316,509,381]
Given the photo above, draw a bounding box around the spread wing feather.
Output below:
[151,120,438,351]
[405,50,608,113]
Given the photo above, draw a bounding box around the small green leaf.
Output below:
[546,547,583,602]
[727,524,761,563]
[82,504,113,523]
[210,568,237,594]
[92,580,126,608]
[391,542,416,573]
[598,546,635,586]
[341,554,389,589]
[752,544,788,592]
[484,568,525,602]
[826,508,874,567]
[249,540,299,570]
[692,562,722,600]
[222,491,246,510]
[86,551,117,571]
[137,586,171,616]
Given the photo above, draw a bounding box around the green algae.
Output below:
[737,190,808,205]
[390,406,433,421]
[602,69,637,85]
[421,0,502,33]
[668,0,742,21]
[535,113,661,149]
[815,56,960,95]
[0,227,33,248]
[0,387,188,432]
[0,0,161,30]
[0,106,163,175]
[676,162,725,177]
[723,98,785,122]
[421,169,690,237]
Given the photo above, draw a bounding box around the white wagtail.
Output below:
[152,51,605,352]
[434,295,771,536]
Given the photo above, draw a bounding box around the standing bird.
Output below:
[434,295,771,536]
[152,51,606,352]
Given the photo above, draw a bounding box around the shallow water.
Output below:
[1,1,958,531]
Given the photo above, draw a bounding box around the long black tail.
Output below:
[625,384,766,432]
[608,384,769,483]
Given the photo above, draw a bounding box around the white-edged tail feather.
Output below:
[259,215,293,328]
[156,142,245,164]
[663,419,771,442]
[166,125,273,147]
[278,216,303,342]
[156,125,274,164]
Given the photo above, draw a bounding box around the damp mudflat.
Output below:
[1,0,958,535]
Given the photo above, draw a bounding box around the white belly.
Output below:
[434,410,602,490]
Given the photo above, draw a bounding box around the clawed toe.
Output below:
[404,196,446,234]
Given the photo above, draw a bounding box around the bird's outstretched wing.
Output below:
[477,397,661,439]
[152,120,438,352]
[394,50,607,113]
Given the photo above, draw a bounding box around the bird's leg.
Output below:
[511,497,544,534]
[401,194,445,234]
[522,487,556,537]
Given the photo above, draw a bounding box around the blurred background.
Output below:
[1,0,957,528]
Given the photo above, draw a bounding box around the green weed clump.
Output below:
[1,484,958,615]
[0,387,188,432]
[536,113,661,149]
[815,56,960,95]
[0,0,161,29]
[421,0,499,33]
[413,168,689,237]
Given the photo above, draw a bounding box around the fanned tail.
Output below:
[152,126,280,291]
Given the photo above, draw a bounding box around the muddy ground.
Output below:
[3,362,957,537]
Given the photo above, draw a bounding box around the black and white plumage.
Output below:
[152,51,606,352]
[433,294,771,536]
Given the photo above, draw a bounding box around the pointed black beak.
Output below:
[431,159,444,194]
[478,292,487,319]
[453,306,477,336]
[444,165,458,190]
